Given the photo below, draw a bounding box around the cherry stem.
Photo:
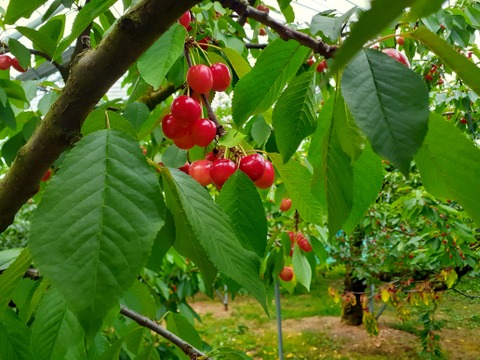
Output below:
[183,45,225,137]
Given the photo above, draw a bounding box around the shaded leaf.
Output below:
[166,313,203,349]
[5,0,47,24]
[341,49,429,175]
[0,248,31,311]
[273,71,317,163]
[31,288,83,360]
[310,8,356,42]
[232,39,309,126]
[415,114,480,226]
[292,244,311,290]
[0,308,34,360]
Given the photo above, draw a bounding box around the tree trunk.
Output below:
[341,265,366,326]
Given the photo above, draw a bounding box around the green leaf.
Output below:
[222,47,251,79]
[217,171,268,257]
[0,248,22,271]
[343,145,384,234]
[270,153,325,225]
[232,39,310,127]
[163,169,267,311]
[323,125,354,237]
[123,102,150,131]
[412,26,480,97]
[0,79,27,103]
[341,49,429,175]
[273,71,317,163]
[332,0,415,71]
[292,243,311,291]
[29,129,165,337]
[0,308,34,360]
[135,344,160,360]
[162,146,187,168]
[310,8,356,42]
[333,94,365,162]
[251,115,271,146]
[0,101,16,130]
[8,39,30,69]
[0,248,31,311]
[146,210,175,272]
[415,114,480,226]
[137,23,186,88]
[163,171,218,295]
[121,280,157,319]
[166,313,203,349]
[5,0,47,24]
[30,288,83,360]
[2,132,26,166]
[407,0,445,21]
[82,109,138,139]
[53,0,118,60]
[17,15,65,58]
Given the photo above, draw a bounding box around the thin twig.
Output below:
[218,0,336,58]
[120,305,210,359]
[452,288,480,299]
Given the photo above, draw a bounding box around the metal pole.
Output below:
[274,281,284,360]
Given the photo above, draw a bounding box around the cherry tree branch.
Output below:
[0,0,200,233]
[217,0,337,58]
[120,305,210,359]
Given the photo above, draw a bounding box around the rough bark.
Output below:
[0,0,199,233]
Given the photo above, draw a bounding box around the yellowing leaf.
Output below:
[381,289,390,303]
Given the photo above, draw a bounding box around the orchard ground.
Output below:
[189,268,480,359]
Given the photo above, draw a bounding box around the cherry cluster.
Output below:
[183,151,275,190]
[161,60,231,150]
[0,54,27,72]
[288,231,312,254]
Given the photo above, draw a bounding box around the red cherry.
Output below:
[316,60,327,73]
[173,132,195,150]
[190,118,217,147]
[259,28,267,36]
[279,266,294,282]
[307,57,314,66]
[0,55,12,70]
[190,91,204,105]
[179,11,192,30]
[206,151,219,162]
[280,198,292,212]
[425,74,433,82]
[210,63,231,92]
[198,37,210,50]
[178,162,190,174]
[239,153,266,181]
[210,159,237,188]
[296,235,312,252]
[189,160,212,186]
[162,114,188,139]
[187,64,213,94]
[396,36,405,46]
[41,168,52,182]
[254,160,274,189]
[460,117,468,124]
[381,48,410,67]
[170,96,201,127]
[10,57,27,72]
